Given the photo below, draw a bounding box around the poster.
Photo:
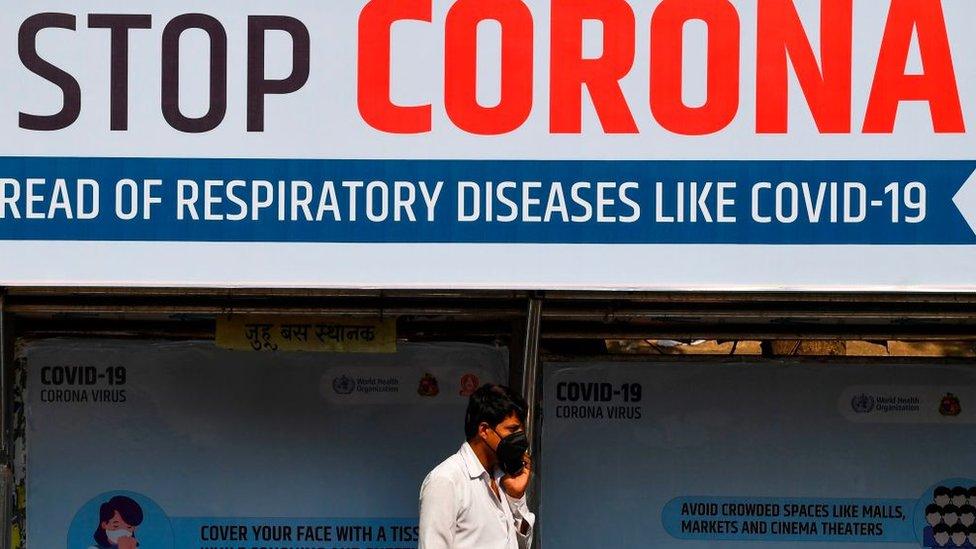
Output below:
[542,360,976,547]
[23,339,508,549]
[1,1,976,290]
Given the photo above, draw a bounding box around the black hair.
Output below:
[935,523,951,534]
[928,504,944,515]
[969,487,976,497]
[953,487,968,497]
[951,523,967,533]
[936,487,952,497]
[944,505,960,516]
[961,505,976,516]
[464,384,527,439]
[92,496,143,548]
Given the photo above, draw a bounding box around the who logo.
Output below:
[851,393,876,414]
[332,375,355,395]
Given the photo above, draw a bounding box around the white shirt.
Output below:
[419,442,535,549]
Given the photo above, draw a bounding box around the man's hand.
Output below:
[117,535,138,549]
[500,452,532,499]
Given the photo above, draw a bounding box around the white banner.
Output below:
[542,360,976,547]
[23,339,508,549]
[2,1,976,289]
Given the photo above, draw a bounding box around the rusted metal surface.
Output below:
[0,292,11,549]
[3,288,976,341]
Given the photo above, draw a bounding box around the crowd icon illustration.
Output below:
[923,487,976,547]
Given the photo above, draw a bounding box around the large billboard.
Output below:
[542,360,976,548]
[3,0,976,289]
[23,340,508,549]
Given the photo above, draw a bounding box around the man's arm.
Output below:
[418,476,457,549]
[506,493,535,549]
[500,453,534,549]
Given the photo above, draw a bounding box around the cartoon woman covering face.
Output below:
[89,496,143,549]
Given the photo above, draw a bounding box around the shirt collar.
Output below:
[460,441,490,479]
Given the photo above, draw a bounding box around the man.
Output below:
[419,384,534,548]
[960,505,976,528]
[954,487,970,508]
[925,504,945,547]
[935,487,952,508]
[950,524,967,548]
[933,524,952,548]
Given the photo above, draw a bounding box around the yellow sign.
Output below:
[216,316,396,353]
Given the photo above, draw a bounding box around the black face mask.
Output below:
[491,428,529,476]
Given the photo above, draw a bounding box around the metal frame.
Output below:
[0,292,10,464]
[519,297,544,549]
[7,288,976,341]
[0,292,11,549]
[521,297,543,440]
[2,287,975,549]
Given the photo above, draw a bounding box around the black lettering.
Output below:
[247,16,310,131]
[18,13,80,130]
[88,14,152,130]
[161,13,227,133]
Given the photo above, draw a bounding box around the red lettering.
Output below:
[550,0,637,134]
[862,0,964,133]
[357,0,431,133]
[444,0,533,135]
[756,0,852,133]
[650,0,740,135]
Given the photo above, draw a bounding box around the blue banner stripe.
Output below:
[0,157,972,244]
[662,496,920,543]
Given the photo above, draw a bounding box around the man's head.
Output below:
[944,505,961,527]
[464,384,528,467]
[936,487,952,507]
[934,523,951,546]
[950,524,967,547]
[952,487,968,507]
[960,505,976,528]
[927,504,944,527]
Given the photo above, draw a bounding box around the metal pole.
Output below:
[521,296,542,440]
[0,291,11,549]
[519,296,543,548]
